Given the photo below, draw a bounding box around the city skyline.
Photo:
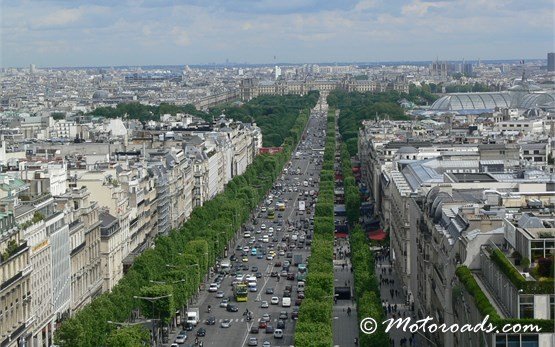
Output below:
[1,0,554,68]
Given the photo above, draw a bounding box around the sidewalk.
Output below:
[375,250,415,347]
[332,238,359,347]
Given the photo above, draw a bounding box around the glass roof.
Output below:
[430,92,512,111]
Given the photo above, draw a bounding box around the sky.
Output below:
[1,0,554,68]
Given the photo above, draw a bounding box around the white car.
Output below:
[266,254,274,260]
[263,341,271,347]
[243,246,250,252]
[271,297,279,305]
[221,319,232,328]
[216,291,225,298]
[261,224,267,230]
[260,301,269,308]
[175,334,187,343]
[262,313,271,322]
[208,283,218,292]
[268,227,274,233]
[273,329,283,339]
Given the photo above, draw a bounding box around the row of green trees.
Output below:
[340,145,360,226]
[326,90,410,156]
[210,92,320,147]
[55,93,318,347]
[294,110,337,346]
[334,104,388,345]
[88,92,320,147]
[88,102,203,122]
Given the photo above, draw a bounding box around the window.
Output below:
[519,295,534,318]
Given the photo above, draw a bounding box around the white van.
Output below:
[297,281,305,292]
[282,297,291,307]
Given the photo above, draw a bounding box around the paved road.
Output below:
[165,97,329,347]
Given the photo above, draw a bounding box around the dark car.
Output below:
[298,292,305,299]
[277,320,285,329]
[283,290,291,298]
[196,328,206,337]
[278,311,288,320]
[256,272,263,278]
[265,326,274,334]
[292,309,299,320]
[227,305,239,312]
[230,255,237,261]
[183,322,194,331]
[259,321,267,329]
[265,287,274,294]
[251,266,258,272]
[270,272,278,277]
[205,316,216,325]
[295,298,303,306]
[250,325,260,334]
[286,252,293,259]
[287,273,295,280]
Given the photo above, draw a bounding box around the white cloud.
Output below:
[354,0,381,11]
[401,0,447,16]
[242,22,253,30]
[35,8,84,27]
[171,26,191,46]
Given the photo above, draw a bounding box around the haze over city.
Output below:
[1,0,554,67]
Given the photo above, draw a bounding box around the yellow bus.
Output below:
[234,283,248,302]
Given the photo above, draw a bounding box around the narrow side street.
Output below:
[374,248,416,347]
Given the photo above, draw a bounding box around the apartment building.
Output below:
[358,116,555,346]
[0,212,32,347]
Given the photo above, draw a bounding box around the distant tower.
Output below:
[29,64,36,74]
[548,52,555,72]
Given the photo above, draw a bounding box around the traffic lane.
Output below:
[190,155,321,343]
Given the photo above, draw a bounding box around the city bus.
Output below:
[267,207,275,219]
[234,283,248,302]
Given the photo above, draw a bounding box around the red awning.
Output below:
[367,229,387,241]
[335,232,349,238]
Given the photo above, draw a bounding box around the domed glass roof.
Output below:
[519,92,555,109]
[430,92,512,111]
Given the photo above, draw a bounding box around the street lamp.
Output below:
[133,294,173,346]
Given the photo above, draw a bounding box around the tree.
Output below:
[106,325,150,347]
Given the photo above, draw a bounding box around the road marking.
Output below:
[241,321,254,347]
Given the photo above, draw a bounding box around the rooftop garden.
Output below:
[456,266,554,333]
[488,248,554,294]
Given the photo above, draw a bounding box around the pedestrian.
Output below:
[394,303,397,312]
[342,263,345,270]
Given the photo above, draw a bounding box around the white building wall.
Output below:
[49,218,71,316]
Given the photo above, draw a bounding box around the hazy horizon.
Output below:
[1,0,554,68]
